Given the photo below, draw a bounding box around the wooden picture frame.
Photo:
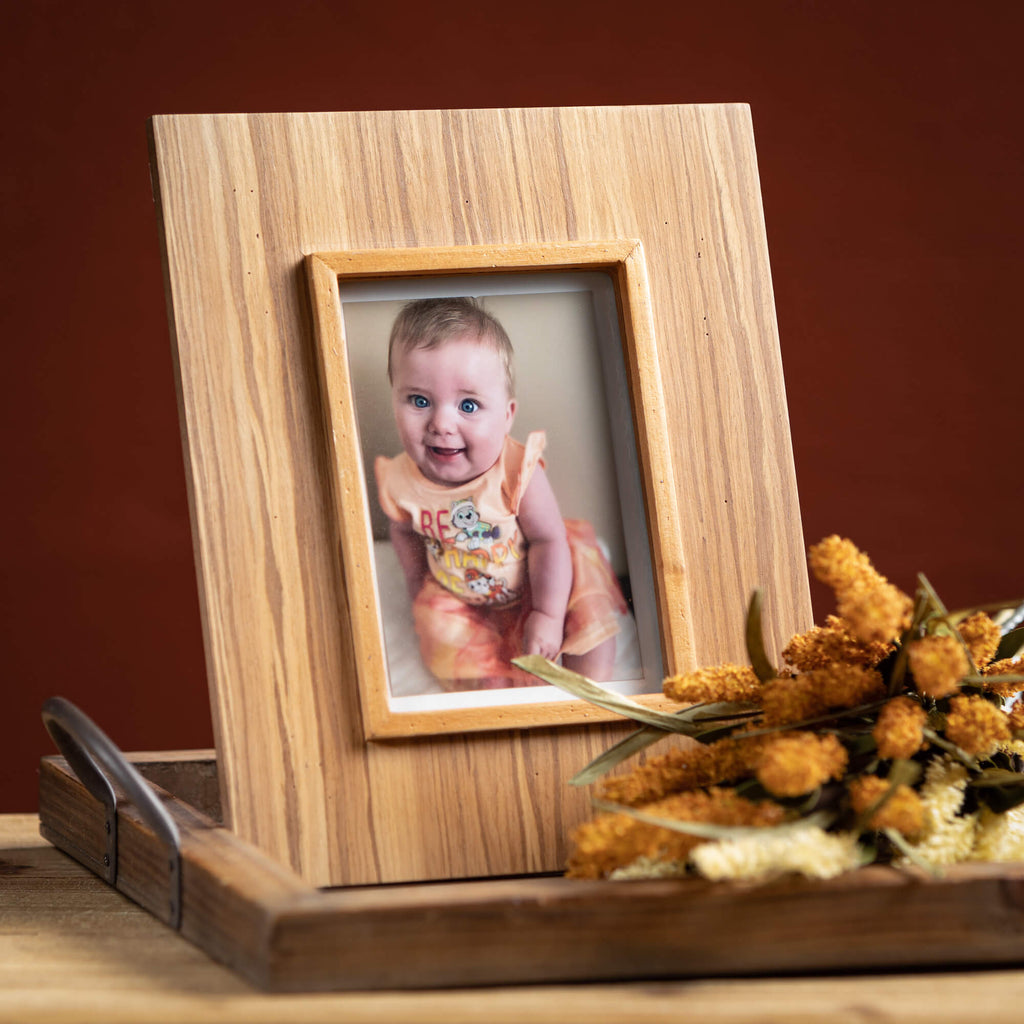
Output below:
[307,241,686,738]
[149,105,811,887]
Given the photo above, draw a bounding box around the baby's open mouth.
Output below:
[429,446,464,458]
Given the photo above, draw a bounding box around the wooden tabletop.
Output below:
[2,812,1022,1023]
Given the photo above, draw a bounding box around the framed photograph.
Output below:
[308,242,689,738]
[151,106,811,887]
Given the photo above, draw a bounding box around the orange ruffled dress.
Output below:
[375,431,627,689]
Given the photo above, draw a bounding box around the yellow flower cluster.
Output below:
[760,664,885,726]
[566,788,788,880]
[562,537,1023,883]
[756,733,847,798]
[662,664,761,704]
[595,734,767,807]
[944,694,1012,756]
[908,635,970,699]
[782,615,894,671]
[983,657,1024,699]
[848,775,924,838]
[957,612,1001,668]
[807,535,913,644]
[872,696,927,760]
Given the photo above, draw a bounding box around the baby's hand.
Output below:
[523,609,564,660]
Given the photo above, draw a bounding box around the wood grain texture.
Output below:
[34,758,1024,996]
[148,105,811,886]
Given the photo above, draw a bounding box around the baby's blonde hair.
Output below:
[387,297,515,396]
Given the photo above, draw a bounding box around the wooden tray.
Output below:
[37,742,1024,992]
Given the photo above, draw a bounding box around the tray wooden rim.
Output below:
[38,751,1024,992]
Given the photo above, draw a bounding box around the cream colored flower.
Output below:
[895,756,978,869]
[609,856,688,880]
[690,826,864,881]
[971,806,1024,863]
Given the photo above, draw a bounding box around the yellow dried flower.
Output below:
[782,615,894,671]
[1008,703,1024,734]
[755,732,848,798]
[807,536,913,644]
[663,664,761,704]
[839,585,915,646]
[761,663,885,726]
[944,695,1012,756]
[982,658,1024,699]
[595,734,767,807]
[873,696,927,760]
[957,612,1001,669]
[908,635,969,699]
[848,775,924,838]
[807,535,876,590]
[566,788,788,880]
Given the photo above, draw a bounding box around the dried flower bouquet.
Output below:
[516,537,1024,883]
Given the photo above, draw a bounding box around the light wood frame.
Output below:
[149,105,811,887]
[307,241,686,738]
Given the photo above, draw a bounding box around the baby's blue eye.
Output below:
[409,394,429,409]
[459,398,479,414]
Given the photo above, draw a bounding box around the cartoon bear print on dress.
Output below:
[450,497,500,551]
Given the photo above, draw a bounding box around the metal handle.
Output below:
[41,696,182,929]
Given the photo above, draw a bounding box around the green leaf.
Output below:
[917,573,950,620]
[962,673,1024,688]
[883,827,943,878]
[569,725,669,786]
[948,598,1024,628]
[921,727,979,770]
[889,584,936,696]
[512,656,716,735]
[698,699,888,745]
[888,758,923,788]
[592,797,833,841]
[568,700,764,785]
[995,624,1024,662]
[974,784,1024,814]
[968,768,1024,787]
[745,588,777,682]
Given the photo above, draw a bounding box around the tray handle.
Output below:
[41,696,182,929]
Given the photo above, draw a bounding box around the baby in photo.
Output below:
[375,297,627,691]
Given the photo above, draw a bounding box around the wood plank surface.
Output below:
[148,105,812,886]
[9,812,1024,1022]
[34,754,1024,996]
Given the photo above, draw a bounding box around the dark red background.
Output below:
[3,1,1021,810]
